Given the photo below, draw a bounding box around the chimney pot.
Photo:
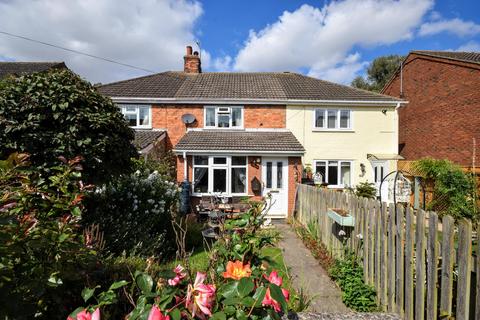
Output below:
[184,45,201,73]
[193,51,199,56]
[186,46,193,55]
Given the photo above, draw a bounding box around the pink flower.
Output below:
[147,305,170,320]
[168,264,187,286]
[186,272,216,319]
[262,271,289,312]
[67,308,100,320]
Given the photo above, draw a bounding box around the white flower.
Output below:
[338,230,346,237]
[356,233,363,240]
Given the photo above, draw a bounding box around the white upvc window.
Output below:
[204,106,244,129]
[313,108,352,130]
[119,104,152,128]
[313,160,352,188]
[192,155,248,195]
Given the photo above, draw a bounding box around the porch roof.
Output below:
[174,130,305,154]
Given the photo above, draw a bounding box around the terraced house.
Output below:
[99,46,404,217]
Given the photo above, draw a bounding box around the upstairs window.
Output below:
[314,109,352,130]
[119,104,151,128]
[204,106,243,128]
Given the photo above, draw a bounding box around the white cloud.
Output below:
[456,41,480,52]
[232,0,433,84]
[419,18,480,37]
[0,0,203,83]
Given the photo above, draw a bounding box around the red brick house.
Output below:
[99,46,401,217]
[382,51,480,168]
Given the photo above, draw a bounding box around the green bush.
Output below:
[329,252,377,312]
[413,158,477,220]
[0,69,137,184]
[353,181,377,199]
[83,169,179,259]
[0,153,98,319]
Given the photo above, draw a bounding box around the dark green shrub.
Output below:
[0,153,98,319]
[0,69,137,184]
[83,169,179,259]
[353,181,377,199]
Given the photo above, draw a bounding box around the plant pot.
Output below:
[327,208,355,227]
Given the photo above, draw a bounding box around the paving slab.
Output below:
[275,223,349,313]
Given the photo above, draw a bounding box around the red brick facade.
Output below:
[383,53,480,166]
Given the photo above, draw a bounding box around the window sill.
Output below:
[312,129,354,132]
[203,127,245,130]
[131,126,153,130]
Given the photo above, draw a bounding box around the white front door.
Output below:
[371,160,389,202]
[262,158,288,218]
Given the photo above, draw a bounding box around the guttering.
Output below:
[173,149,305,156]
[111,96,406,106]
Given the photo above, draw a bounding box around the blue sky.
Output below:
[0,0,479,84]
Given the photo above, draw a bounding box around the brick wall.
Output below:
[383,54,480,166]
[288,157,302,216]
[152,104,286,148]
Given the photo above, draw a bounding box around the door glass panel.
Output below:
[374,167,378,182]
[213,169,227,193]
[193,168,208,193]
[266,162,272,188]
[340,162,351,186]
[277,162,283,189]
[327,110,337,128]
[328,161,338,185]
[231,168,246,193]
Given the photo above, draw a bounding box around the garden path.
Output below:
[275,223,350,313]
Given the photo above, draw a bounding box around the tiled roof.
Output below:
[174,130,305,153]
[0,62,66,78]
[98,71,400,102]
[412,51,480,65]
[133,130,165,150]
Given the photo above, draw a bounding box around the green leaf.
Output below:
[169,309,181,320]
[136,273,153,294]
[211,311,226,320]
[237,277,254,297]
[252,286,267,307]
[221,281,239,299]
[268,284,288,313]
[109,280,129,290]
[81,287,97,303]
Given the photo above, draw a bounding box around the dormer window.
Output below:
[119,104,151,128]
[204,106,243,128]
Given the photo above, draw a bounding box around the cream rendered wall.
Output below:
[286,105,399,187]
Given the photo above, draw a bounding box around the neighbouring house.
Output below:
[382,50,480,170]
[99,46,403,216]
[0,61,67,79]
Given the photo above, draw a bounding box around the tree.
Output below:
[351,55,405,92]
[0,70,137,184]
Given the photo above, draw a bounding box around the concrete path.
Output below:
[275,223,350,313]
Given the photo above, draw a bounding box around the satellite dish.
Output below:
[181,113,196,124]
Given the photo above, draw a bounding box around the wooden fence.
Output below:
[295,184,479,320]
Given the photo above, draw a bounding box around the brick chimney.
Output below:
[184,45,201,73]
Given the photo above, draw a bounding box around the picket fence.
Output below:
[294,184,479,320]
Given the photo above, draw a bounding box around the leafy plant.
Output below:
[83,168,179,259]
[353,182,377,199]
[0,69,137,184]
[413,158,477,220]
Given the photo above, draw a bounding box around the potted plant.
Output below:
[327,208,355,227]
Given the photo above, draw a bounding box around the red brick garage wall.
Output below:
[383,54,480,166]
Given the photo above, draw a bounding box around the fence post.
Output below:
[387,203,396,311]
[404,206,415,320]
[395,204,405,316]
[440,215,455,317]
[456,218,472,320]
[426,212,439,320]
[415,209,426,320]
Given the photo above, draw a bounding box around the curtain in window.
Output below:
[205,108,216,126]
[232,107,242,127]
[315,109,325,127]
[231,168,246,193]
[140,107,150,126]
[341,162,351,186]
[193,168,208,193]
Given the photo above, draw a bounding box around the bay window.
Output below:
[314,160,352,187]
[192,156,248,195]
[204,106,243,128]
[118,104,151,128]
[314,108,352,130]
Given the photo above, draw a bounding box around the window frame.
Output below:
[118,104,152,129]
[192,155,248,196]
[204,106,244,129]
[312,108,353,131]
[313,160,353,188]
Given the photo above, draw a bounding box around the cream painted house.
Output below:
[287,102,403,200]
